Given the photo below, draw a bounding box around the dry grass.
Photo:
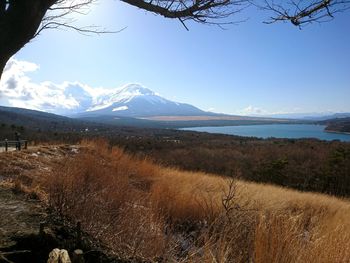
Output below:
[146,160,350,262]
[46,140,167,260]
[6,139,350,262]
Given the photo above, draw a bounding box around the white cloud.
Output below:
[0,58,158,116]
[237,105,269,116]
[235,105,335,118]
[235,105,306,117]
[0,58,102,115]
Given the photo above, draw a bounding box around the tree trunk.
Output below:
[0,0,56,80]
[0,57,6,80]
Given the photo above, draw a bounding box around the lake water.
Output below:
[181,124,350,142]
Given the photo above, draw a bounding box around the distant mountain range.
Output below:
[259,112,350,120]
[0,106,108,132]
[1,105,350,136]
[50,83,295,126]
[308,113,350,121]
[1,83,350,133]
[4,81,349,123]
[74,84,211,118]
[0,104,298,133]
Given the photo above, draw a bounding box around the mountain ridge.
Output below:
[74,84,212,118]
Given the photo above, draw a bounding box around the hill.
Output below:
[0,106,106,132]
[0,106,119,143]
[1,142,349,262]
[0,105,297,133]
[321,117,350,134]
[1,105,350,198]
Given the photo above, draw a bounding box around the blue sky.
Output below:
[3,0,350,115]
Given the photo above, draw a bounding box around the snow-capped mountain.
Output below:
[67,83,209,117]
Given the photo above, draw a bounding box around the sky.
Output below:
[1,0,350,116]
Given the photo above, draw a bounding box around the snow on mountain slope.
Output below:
[79,84,208,117]
[59,83,210,117]
[87,84,161,111]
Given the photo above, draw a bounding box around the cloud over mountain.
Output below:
[0,58,207,117]
[0,58,90,115]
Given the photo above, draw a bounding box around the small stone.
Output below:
[47,248,71,263]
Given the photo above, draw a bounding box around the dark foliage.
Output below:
[322,117,350,133]
[1,109,349,198]
[108,130,350,198]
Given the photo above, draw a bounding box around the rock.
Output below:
[47,248,71,263]
[47,248,60,263]
[60,249,71,263]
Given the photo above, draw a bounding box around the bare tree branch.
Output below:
[256,0,350,26]
[0,0,349,79]
[36,0,121,37]
[120,0,250,26]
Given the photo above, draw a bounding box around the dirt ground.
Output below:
[0,187,46,249]
[0,145,77,262]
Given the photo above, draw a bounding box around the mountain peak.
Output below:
[87,84,155,112]
[118,84,155,96]
[77,83,208,117]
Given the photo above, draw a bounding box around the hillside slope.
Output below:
[322,117,350,133]
[1,142,349,262]
[0,106,107,132]
[0,105,298,132]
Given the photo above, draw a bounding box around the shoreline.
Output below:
[324,129,350,135]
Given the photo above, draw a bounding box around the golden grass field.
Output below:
[1,140,350,262]
[144,160,350,262]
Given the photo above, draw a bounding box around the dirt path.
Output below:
[0,145,79,262]
[0,187,46,250]
[0,145,121,263]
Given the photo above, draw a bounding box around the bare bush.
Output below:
[42,139,350,262]
[47,140,167,260]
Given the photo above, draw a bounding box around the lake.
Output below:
[181,124,350,142]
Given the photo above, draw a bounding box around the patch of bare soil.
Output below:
[0,187,49,262]
[0,186,109,263]
[0,188,46,249]
[0,145,124,263]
